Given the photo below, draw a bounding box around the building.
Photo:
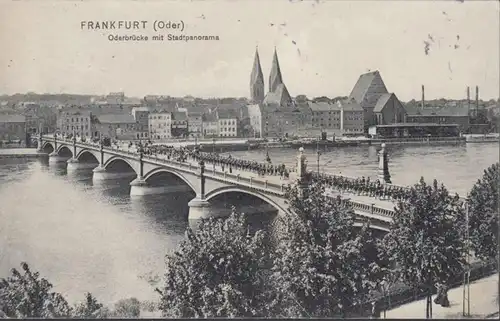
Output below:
[185,109,203,138]
[247,104,263,137]
[19,103,58,135]
[0,114,26,142]
[405,105,470,133]
[131,106,150,139]
[57,109,94,138]
[202,113,219,137]
[217,109,239,137]
[171,111,188,138]
[247,48,308,138]
[348,70,392,130]
[308,101,342,137]
[95,114,139,140]
[250,47,265,104]
[149,110,172,140]
[338,99,365,136]
[373,93,407,125]
[368,123,460,138]
[106,92,125,104]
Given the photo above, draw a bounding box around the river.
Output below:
[0,143,497,307]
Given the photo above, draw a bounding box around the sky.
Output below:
[0,0,499,101]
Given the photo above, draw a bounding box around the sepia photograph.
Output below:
[0,0,499,319]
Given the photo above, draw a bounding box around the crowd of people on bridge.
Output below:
[136,142,293,179]
[52,134,412,201]
[190,150,291,179]
[310,172,411,202]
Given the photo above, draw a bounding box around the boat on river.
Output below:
[465,133,499,143]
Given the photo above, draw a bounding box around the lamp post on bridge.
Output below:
[72,128,77,157]
[265,141,271,164]
[316,139,321,174]
[377,143,391,184]
[36,124,43,152]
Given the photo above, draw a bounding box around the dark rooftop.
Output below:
[374,123,459,128]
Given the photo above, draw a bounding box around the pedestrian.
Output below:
[371,300,381,319]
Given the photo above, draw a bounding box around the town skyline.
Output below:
[1,0,499,101]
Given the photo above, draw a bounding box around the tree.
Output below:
[73,292,110,318]
[468,163,499,262]
[269,182,386,318]
[158,211,270,318]
[383,177,466,319]
[0,262,73,318]
[112,297,141,318]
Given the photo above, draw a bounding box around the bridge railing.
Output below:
[44,137,397,218]
[313,171,466,202]
[347,200,395,219]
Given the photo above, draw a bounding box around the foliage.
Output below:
[0,262,73,318]
[269,181,386,318]
[112,297,141,318]
[158,211,270,318]
[468,162,499,262]
[383,177,466,317]
[73,292,110,318]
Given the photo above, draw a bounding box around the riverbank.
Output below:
[0,148,47,158]
[386,273,498,319]
[148,136,467,152]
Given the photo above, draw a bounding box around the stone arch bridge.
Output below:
[39,135,397,232]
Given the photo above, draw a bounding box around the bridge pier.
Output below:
[130,178,192,196]
[130,178,148,196]
[66,158,98,171]
[188,198,215,220]
[48,152,69,164]
[92,166,136,181]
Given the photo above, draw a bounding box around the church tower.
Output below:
[269,48,284,93]
[250,47,265,104]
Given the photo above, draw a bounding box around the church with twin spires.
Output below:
[249,47,293,107]
[246,47,407,139]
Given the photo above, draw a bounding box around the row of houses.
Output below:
[55,104,242,141]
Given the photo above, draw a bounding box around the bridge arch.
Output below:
[205,186,289,215]
[56,145,73,157]
[143,168,197,193]
[75,150,99,163]
[41,141,55,153]
[102,156,137,174]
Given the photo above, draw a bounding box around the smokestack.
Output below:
[475,85,479,111]
[421,85,425,108]
[467,86,471,111]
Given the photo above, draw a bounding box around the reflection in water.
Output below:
[0,143,498,306]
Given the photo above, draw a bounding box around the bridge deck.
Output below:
[42,136,399,220]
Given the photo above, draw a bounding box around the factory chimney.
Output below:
[475,85,479,114]
[467,86,470,112]
[421,85,425,109]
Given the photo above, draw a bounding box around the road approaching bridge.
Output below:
[39,134,407,232]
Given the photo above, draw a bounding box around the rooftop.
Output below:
[349,70,388,103]
[374,123,460,128]
[202,113,218,122]
[373,93,393,112]
[405,105,469,117]
[308,101,335,112]
[217,109,239,119]
[339,99,364,111]
[96,114,136,124]
[172,111,187,121]
[0,114,25,123]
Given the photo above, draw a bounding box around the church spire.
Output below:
[269,47,284,93]
[250,47,264,103]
